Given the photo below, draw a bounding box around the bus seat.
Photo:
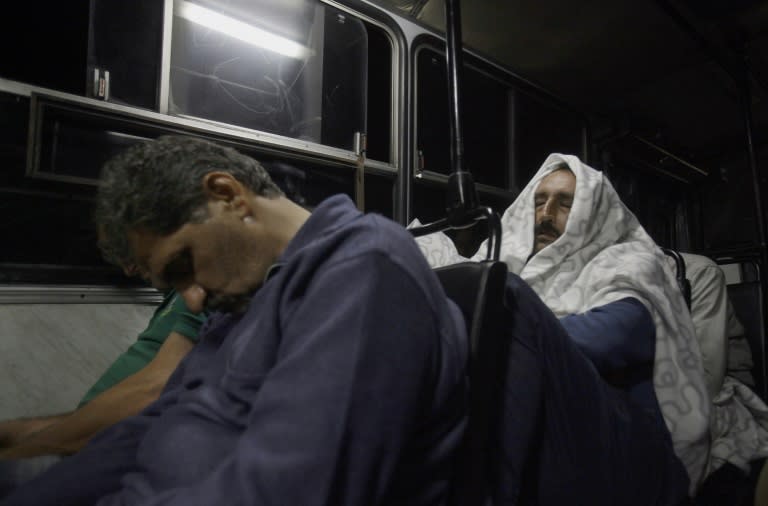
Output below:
[434,260,509,506]
[662,248,692,310]
[666,252,765,398]
[727,278,767,399]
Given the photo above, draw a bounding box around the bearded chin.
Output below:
[205,293,252,314]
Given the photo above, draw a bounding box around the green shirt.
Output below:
[78,290,206,406]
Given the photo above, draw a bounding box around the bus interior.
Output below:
[1,0,768,502]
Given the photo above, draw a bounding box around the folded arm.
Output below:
[559,297,655,381]
[0,414,67,449]
[0,331,194,459]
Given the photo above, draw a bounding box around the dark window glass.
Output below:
[413,179,514,257]
[0,93,125,283]
[2,93,357,284]
[603,162,687,248]
[365,26,392,162]
[227,149,355,210]
[416,45,585,191]
[27,100,161,183]
[0,93,30,189]
[416,48,510,188]
[365,173,395,219]
[0,3,88,95]
[87,0,164,110]
[512,93,585,186]
[0,192,101,267]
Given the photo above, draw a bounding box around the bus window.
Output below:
[412,177,513,257]
[88,0,163,110]
[88,0,394,162]
[169,0,366,152]
[415,43,585,192]
[416,46,512,188]
[365,173,396,219]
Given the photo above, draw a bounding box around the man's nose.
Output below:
[538,200,556,224]
[541,198,557,219]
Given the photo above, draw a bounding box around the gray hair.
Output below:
[94,135,283,266]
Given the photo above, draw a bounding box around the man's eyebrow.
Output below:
[534,190,574,198]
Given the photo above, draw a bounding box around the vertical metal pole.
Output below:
[581,120,591,164]
[444,0,465,176]
[442,0,478,215]
[740,71,768,394]
[354,132,367,212]
[158,0,174,114]
[740,83,766,250]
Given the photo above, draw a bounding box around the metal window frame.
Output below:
[0,285,164,305]
[409,33,589,222]
[158,0,402,168]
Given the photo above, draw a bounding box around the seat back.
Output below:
[727,270,767,399]
[712,258,768,400]
[434,260,509,506]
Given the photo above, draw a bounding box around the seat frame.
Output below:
[434,260,509,506]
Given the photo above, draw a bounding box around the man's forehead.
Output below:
[535,168,576,194]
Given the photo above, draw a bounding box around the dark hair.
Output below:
[94,135,283,265]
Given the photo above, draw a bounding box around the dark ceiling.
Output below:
[377,0,768,166]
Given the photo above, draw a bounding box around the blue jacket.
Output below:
[3,195,468,506]
[560,298,664,425]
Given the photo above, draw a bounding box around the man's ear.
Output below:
[201,172,243,202]
[201,172,251,217]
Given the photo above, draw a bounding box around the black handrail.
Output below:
[409,0,501,261]
[661,248,692,310]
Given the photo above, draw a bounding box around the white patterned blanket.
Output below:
[415,154,712,491]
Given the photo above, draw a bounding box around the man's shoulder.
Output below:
[287,197,438,295]
[680,252,717,269]
[287,206,438,298]
[308,198,422,262]
[679,253,722,284]
[305,196,410,246]
[589,241,661,275]
[319,213,431,284]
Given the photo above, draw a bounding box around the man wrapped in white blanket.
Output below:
[416,154,716,497]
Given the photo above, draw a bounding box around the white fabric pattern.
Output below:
[678,253,768,474]
[710,377,768,472]
[414,154,711,491]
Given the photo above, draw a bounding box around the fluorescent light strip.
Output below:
[176,1,312,60]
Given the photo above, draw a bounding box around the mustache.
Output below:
[534,221,561,238]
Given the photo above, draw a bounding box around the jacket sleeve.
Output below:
[559,297,655,376]
[0,397,167,506]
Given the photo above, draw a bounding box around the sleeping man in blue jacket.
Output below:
[0,135,468,506]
